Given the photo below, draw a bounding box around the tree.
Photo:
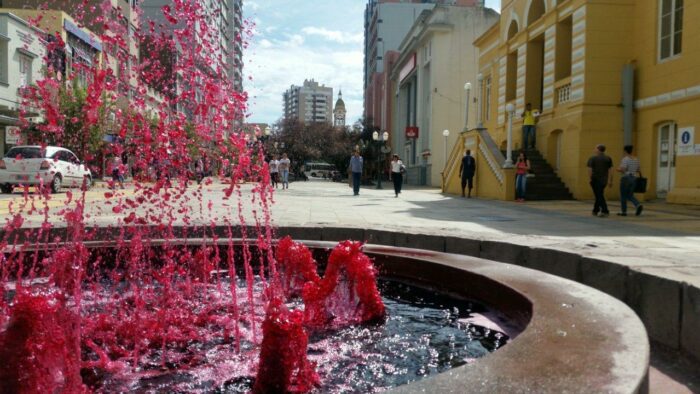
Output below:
[273,119,361,174]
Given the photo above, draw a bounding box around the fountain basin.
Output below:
[1,236,649,393]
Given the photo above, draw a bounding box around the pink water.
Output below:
[0,1,385,393]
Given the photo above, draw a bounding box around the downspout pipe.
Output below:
[622,63,635,146]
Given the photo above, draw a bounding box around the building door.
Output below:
[555,132,562,172]
[656,122,677,197]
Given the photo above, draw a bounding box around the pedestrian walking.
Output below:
[459,150,476,198]
[195,156,205,185]
[587,144,614,217]
[617,145,644,217]
[111,156,125,190]
[350,150,363,196]
[521,103,539,150]
[279,153,291,190]
[269,154,280,189]
[390,154,405,197]
[515,151,530,202]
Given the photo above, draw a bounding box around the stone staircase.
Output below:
[506,149,574,200]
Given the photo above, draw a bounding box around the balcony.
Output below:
[555,77,572,106]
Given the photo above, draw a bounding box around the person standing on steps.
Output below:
[521,103,539,150]
[350,150,363,196]
[390,154,405,197]
[587,144,614,217]
[279,153,291,190]
[515,151,530,202]
[617,145,644,217]
[459,150,476,198]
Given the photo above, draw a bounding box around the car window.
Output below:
[56,151,76,163]
[5,147,42,159]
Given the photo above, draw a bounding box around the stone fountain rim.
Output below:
[2,237,649,393]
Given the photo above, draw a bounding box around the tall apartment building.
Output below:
[283,80,334,125]
[363,0,481,120]
[141,0,243,90]
[231,0,243,92]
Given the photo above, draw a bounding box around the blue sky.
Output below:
[243,0,501,125]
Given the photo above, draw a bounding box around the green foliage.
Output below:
[273,119,361,173]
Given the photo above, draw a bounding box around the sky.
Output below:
[243,0,501,125]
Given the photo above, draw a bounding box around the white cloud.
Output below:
[243,0,366,125]
[301,27,363,44]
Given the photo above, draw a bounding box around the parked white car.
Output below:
[0,146,92,193]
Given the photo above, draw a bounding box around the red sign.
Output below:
[399,53,417,83]
[405,126,419,139]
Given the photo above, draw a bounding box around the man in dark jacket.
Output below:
[587,144,614,217]
[459,150,476,198]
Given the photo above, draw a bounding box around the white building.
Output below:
[391,5,498,187]
[0,12,46,153]
[283,79,333,125]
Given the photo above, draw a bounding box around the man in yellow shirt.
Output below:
[521,103,539,150]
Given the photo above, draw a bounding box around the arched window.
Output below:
[527,0,546,26]
[507,20,518,40]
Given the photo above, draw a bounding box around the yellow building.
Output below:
[445,0,700,205]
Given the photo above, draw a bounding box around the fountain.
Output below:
[0,2,649,393]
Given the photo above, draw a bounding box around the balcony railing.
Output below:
[555,79,572,106]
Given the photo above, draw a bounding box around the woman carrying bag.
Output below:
[617,145,644,216]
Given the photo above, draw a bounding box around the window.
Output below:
[18,55,31,87]
[505,52,517,101]
[0,40,7,83]
[659,0,683,60]
[484,77,491,121]
[555,17,573,80]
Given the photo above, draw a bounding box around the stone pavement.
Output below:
[1,180,699,392]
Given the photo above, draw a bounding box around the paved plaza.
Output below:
[1,180,698,291]
[1,180,699,392]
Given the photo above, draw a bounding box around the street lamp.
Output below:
[476,73,484,129]
[504,103,515,168]
[442,129,450,170]
[463,82,471,132]
[372,130,390,189]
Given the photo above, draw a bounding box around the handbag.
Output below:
[634,171,647,193]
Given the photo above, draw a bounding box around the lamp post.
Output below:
[372,130,390,189]
[442,129,450,170]
[504,103,515,168]
[476,73,484,129]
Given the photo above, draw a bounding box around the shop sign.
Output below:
[405,126,419,139]
[5,126,21,145]
[678,126,700,156]
[399,53,416,83]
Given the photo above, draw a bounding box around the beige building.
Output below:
[390,5,498,187]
